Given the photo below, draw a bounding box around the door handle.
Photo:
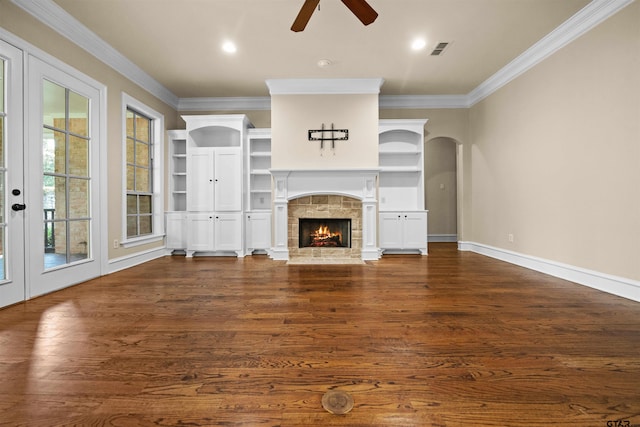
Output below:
[12,203,26,211]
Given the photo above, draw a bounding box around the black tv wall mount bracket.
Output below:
[308,123,349,149]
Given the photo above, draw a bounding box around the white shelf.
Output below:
[251,169,271,175]
[378,119,427,212]
[168,130,187,212]
[379,166,421,172]
[379,149,420,154]
[183,115,250,149]
[247,129,272,211]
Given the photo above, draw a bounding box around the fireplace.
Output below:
[270,169,380,262]
[299,218,351,248]
[288,195,361,261]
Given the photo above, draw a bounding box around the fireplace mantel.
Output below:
[270,169,380,261]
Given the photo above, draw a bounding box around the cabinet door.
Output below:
[402,212,427,249]
[246,212,271,251]
[215,213,242,251]
[379,212,403,248]
[214,148,242,212]
[187,149,214,212]
[187,213,214,251]
[166,212,186,249]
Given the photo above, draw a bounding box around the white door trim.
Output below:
[0,39,25,308]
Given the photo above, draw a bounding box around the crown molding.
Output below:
[12,0,633,111]
[467,0,634,106]
[176,94,470,111]
[379,95,470,109]
[176,94,471,111]
[178,96,271,111]
[266,78,384,95]
[11,0,179,109]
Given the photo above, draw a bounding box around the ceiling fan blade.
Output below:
[341,0,378,26]
[291,0,320,32]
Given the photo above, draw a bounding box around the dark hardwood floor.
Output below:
[1,243,639,426]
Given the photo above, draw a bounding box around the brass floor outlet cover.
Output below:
[322,390,354,415]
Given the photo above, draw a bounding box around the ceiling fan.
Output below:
[291,0,378,32]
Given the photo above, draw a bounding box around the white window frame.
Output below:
[120,93,164,248]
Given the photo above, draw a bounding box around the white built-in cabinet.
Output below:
[187,148,242,212]
[168,129,187,211]
[179,114,251,257]
[245,212,271,254]
[165,130,187,250]
[379,211,428,254]
[166,116,429,258]
[378,119,429,255]
[245,128,272,254]
[186,213,242,252]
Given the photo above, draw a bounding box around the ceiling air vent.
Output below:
[431,42,449,56]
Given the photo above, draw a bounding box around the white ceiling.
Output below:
[48,0,593,100]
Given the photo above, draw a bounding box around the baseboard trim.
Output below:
[107,247,167,274]
[458,241,640,303]
[429,234,458,243]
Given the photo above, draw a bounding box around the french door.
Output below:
[0,40,104,309]
[0,40,26,308]
[26,56,102,298]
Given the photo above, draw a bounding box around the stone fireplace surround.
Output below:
[270,169,380,262]
[289,196,360,262]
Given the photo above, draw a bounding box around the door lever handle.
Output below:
[11,203,26,211]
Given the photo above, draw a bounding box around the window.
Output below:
[121,94,164,247]
[126,108,152,237]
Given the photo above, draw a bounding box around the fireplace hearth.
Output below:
[299,218,351,248]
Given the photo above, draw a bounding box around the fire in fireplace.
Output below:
[299,218,351,248]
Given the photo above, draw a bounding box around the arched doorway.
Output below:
[425,137,459,242]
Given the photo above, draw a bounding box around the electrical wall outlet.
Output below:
[113,239,119,249]
[508,233,514,243]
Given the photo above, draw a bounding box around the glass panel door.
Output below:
[42,79,90,269]
[1,55,6,280]
[27,55,102,298]
[0,40,25,309]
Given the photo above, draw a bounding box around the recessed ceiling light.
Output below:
[222,40,237,54]
[411,38,427,51]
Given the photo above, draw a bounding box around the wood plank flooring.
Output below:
[1,243,639,426]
